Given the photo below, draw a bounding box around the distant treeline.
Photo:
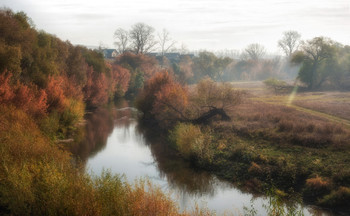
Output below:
[162,44,350,90]
[114,23,350,90]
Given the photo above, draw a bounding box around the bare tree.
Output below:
[278,30,301,58]
[178,43,189,55]
[114,28,129,54]
[241,43,266,60]
[129,23,157,54]
[158,29,176,56]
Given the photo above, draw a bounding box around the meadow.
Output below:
[199,81,350,211]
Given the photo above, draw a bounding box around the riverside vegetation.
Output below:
[0,9,213,215]
[136,75,350,213]
[1,7,350,215]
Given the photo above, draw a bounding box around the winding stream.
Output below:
[69,100,331,215]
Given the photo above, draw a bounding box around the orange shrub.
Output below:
[126,179,181,216]
[111,64,130,97]
[83,66,109,108]
[0,71,15,104]
[0,72,48,118]
[136,70,174,116]
[153,81,188,124]
[306,176,330,189]
[45,75,66,112]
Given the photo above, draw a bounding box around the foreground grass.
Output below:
[0,105,213,216]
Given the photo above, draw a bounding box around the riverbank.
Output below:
[160,82,350,214]
[68,100,331,215]
[0,104,217,216]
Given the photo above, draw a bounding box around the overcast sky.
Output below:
[2,0,350,54]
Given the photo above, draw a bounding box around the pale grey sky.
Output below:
[2,0,350,54]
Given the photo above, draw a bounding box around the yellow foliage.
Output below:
[306,176,330,189]
[170,123,213,162]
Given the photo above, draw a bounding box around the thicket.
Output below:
[0,8,134,139]
[0,105,194,215]
[136,72,243,128]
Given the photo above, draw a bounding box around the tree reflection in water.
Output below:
[67,99,330,215]
[69,99,223,198]
[69,100,131,165]
[136,122,219,197]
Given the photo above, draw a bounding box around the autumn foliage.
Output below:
[0,72,14,104]
[45,75,66,112]
[152,80,188,124]
[83,67,109,108]
[115,52,158,79]
[0,8,136,141]
[115,52,159,95]
[136,70,188,125]
[110,64,131,97]
[137,72,243,127]
[0,9,201,215]
[0,71,48,118]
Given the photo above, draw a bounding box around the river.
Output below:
[68,99,332,215]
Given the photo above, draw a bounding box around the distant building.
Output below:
[163,53,180,61]
[183,53,194,58]
[148,52,158,57]
[101,49,118,59]
[147,52,185,63]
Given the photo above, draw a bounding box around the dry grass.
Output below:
[224,82,350,149]
[292,92,350,121]
[306,176,331,189]
[224,99,350,149]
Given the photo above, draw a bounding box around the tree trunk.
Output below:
[191,108,231,124]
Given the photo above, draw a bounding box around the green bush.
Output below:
[263,78,290,94]
[263,78,287,88]
[170,123,213,163]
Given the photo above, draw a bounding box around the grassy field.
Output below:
[239,81,350,126]
[174,81,350,213]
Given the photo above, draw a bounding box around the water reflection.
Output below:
[69,99,331,215]
[137,123,217,196]
[69,100,134,165]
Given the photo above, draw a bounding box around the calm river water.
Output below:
[69,99,331,215]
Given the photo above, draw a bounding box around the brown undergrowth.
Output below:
[0,105,212,216]
[227,99,350,149]
[292,92,350,121]
[169,82,350,211]
[202,89,350,211]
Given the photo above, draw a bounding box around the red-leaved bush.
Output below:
[83,66,109,108]
[0,72,14,104]
[111,64,130,97]
[136,70,188,126]
[45,75,66,112]
[0,71,47,118]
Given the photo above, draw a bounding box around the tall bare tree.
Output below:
[158,29,176,56]
[114,28,129,54]
[278,30,301,58]
[178,43,189,55]
[129,23,157,54]
[241,43,266,60]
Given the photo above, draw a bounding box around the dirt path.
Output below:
[252,97,350,128]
